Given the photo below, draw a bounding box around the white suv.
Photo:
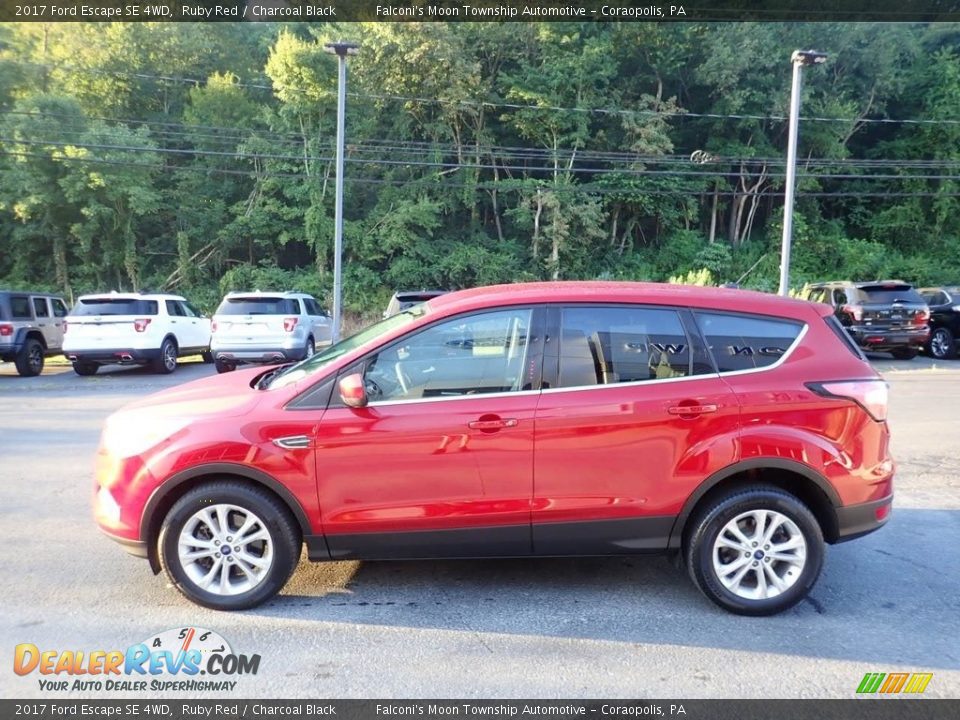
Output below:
[210,291,332,373]
[62,293,212,375]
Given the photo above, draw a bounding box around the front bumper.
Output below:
[64,348,161,365]
[834,495,893,542]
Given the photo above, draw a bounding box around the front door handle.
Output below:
[468,417,518,431]
[667,403,718,416]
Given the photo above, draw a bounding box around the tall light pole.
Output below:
[778,49,827,297]
[324,40,359,342]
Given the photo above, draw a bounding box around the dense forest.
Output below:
[1,21,959,317]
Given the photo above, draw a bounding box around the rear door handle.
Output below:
[468,418,518,430]
[667,404,718,416]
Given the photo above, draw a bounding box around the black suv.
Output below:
[919,286,960,359]
[0,290,69,376]
[807,281,930,359]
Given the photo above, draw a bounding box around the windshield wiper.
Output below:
[255,363,294,390]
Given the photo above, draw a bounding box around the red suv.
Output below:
[94,282,893,615]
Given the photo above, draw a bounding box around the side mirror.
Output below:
[338,373,368,408]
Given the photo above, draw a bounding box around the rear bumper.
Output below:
[834,495,893,543]
[846,326,929,350]
[63,348,161,365]
[213,346,307,364]
[0,341,23,360]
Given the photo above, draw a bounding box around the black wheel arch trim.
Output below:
[138,462,319,572]
[667,457,841,549]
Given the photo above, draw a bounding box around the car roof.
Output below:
[77,292,186,301]
[425,281,822,319]
[0,290,63,297]
[224,290,313,298]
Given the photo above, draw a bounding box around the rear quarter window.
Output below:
[695,312,804,373]
[9,296,32,319]
[72,299,158,316]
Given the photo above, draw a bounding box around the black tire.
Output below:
[201,350,214,364]
[14,338,44,377]
[685,486,824,616]
[305,336,315,359]
[72,362,99,376]
[214,358,235,374]
[158,481,301,611]
[890,347,918,360]
[928,327,956,360]
[152,337,178,374]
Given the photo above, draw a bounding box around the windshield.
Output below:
[264,306,426,390]
[855,286,925,305]
[72,298,158,316]
[217,297,299,315]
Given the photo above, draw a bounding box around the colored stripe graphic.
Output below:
[880,672,910,693]
[857,673,886,693]
[903,673,933,694]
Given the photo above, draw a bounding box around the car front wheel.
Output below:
[158,481,301,610]
[685,486,824,616]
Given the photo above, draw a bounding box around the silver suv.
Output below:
[0,291,70,376]
[210,291,332,373]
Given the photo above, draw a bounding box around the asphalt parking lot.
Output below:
[1,355,958,699]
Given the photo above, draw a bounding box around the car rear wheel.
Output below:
[305,337,315,359]
[929,328,956,360]
[158,481,301,610]
[152,338,178,374]
[890,347,918,360]
[15,338,44,377]
[72,362,98,376]
[214,358,235,373]
[685,486,824,616]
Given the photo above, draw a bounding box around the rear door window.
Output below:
[216,297,299,315]
[165,300,185,317]
[32,298,50,318]
[695,312,804,373]
[557,306,712,388]
[72,299,159,316]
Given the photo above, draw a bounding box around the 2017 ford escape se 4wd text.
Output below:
[93,282,894,615]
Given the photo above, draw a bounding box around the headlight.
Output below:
[102,415,190,458]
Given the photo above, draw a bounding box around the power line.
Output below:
[15,61,960,127]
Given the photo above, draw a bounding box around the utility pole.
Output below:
[324,40,359,342]
[779,50,827,296]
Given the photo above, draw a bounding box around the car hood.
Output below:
[113,367,265,420]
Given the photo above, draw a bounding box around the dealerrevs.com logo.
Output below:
[14,627,260,693]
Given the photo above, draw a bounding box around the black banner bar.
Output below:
[2,0,960,23]
[3,700,960,720]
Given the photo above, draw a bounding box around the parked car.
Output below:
[383,289,448,318]
[919,286,960,359]
[806,280,930,359]
[210,291,332,374]
[94,281,893,616]
[63,292,212,375]
[0,290,69,376]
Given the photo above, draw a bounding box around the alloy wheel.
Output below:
[931,329,950,359]
[177,504,274,596]
[712,509,807,600]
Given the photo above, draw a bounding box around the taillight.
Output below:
[912,309,930,326]
[0,323,12,337]
[283,317,298,332]
[841,305,863,322]
[807,380,889,422]
[211,320,218,333]
[133,318,151,333]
